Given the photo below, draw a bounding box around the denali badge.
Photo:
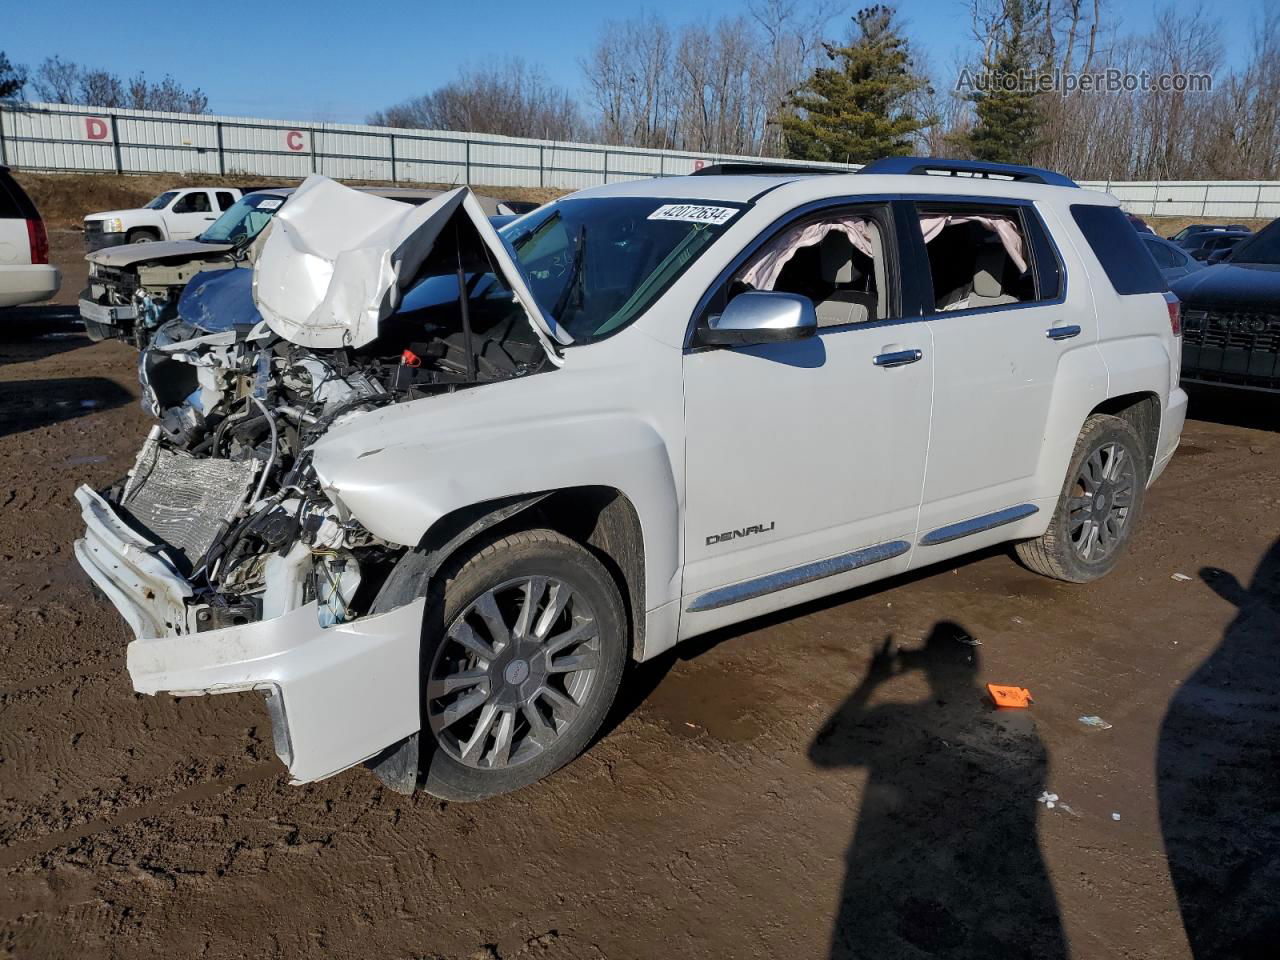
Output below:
[706,521,776,546]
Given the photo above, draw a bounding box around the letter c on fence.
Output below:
[286,130,305,152]
[85,117,109,141]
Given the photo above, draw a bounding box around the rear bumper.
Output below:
[0,264,61,308]
[73,484,426,784]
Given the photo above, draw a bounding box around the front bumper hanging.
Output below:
[73,484,426,784]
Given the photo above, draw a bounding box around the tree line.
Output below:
[0,54,208,113]
[368,0,1280,182]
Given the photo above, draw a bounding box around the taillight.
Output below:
[1164,291,1181,337]
[26,218,49,265]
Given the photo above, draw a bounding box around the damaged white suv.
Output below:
[75,159,1187,800]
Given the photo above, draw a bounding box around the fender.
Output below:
[1030,342,1110,513]
[308,355,684,614]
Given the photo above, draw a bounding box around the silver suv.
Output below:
[76,159,1187,799]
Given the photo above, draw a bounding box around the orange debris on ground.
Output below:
[987,684,1034,708]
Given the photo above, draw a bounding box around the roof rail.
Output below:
[857,156,1078,188]
[689,162,845,177]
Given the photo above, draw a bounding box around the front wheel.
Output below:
[1015,414,1148,583]
[417,529,627,801]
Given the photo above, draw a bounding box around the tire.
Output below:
[128,228,160,244]
[1015,414,1149,583]
[399,529,627,801]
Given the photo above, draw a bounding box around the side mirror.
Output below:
[699,291,817,347]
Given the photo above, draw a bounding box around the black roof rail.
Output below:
[689,162,846,177]
[857,156,1078,188]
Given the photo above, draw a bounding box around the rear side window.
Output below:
[913,202,1061,311]
[0,171,38,219]
[1070,204,1166,294]
[1144,238,1180,268]
[216,191,236,211]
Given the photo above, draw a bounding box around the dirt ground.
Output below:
[1,235,1278,960]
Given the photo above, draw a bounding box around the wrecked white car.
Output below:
[76,161,1186,800]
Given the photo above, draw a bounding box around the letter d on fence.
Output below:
[85,117,109,141]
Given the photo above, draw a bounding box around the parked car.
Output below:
[1169,223,1252,243]
[75,158,1186,799]
[1127,213,1156,235]
[80,185,470,347]
[1173,217,1280,392]
[1142,234,1204,283]
[1175,229,1251,259]
[83,186,272,251]
[0,165,60,308]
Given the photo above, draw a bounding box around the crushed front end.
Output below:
[75,180,562,785]
[75,327,439,782]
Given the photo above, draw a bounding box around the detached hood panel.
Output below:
[90,239,233,267]
[251,176,568,361]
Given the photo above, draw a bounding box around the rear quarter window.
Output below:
[0,172,38,220]
[1070,204,1166,295]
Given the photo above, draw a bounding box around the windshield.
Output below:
[146,191,179,210]
[500,196,745,343]
[199,193,287,244]
[1223,221,1280,265]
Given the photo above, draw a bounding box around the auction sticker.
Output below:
[256,198,283,210]
[648,204,737,225]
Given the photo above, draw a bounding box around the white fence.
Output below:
[0,101,851,190]
[1077,180,1280,219]
[3,101,1278,219]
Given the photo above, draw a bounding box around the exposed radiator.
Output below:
[120,431,257,572]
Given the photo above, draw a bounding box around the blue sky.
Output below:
[5,0,1268,123]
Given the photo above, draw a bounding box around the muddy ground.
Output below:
[1,234,1278,960]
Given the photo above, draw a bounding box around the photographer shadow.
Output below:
[811,622,1066,959]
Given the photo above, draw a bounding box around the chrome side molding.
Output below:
[686,540,911,613]
[919,503,1039,546]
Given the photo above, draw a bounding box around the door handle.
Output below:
[873,349,923,368]
[1046,325,1081,341]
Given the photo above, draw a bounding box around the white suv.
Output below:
[75,159,1187,800]
[0,166,60,307]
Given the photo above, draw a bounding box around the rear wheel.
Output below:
[416,529,627,801]
[1015,414,1148,582]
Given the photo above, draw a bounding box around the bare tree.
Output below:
[30,56,79,103]
[370,59,580,140]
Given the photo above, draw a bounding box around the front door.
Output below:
[680,203,933,629]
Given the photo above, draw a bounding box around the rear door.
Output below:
[165,190,217,239]
[908,197,1091,549]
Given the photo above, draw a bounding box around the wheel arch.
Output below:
[1089,391,1161,478]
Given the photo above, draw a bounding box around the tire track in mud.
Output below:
[0,763,279,869]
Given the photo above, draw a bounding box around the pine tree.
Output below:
[0,52,26,99]
[962,0,1047,163]
[782,6,930,164]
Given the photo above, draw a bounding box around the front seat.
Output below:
[814,231,877,327]
[967,244,1019,308]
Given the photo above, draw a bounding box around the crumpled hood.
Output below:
[88,238,232,267]
[251,175,569,363]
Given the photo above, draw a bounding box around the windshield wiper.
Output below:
[551,224,587,321]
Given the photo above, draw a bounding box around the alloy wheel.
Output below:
[426,576,601,770]
[1068,442,1137,563]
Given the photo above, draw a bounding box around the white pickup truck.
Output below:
[83,186,266,252]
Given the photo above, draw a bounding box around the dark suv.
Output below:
[1173,218,1280,392]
